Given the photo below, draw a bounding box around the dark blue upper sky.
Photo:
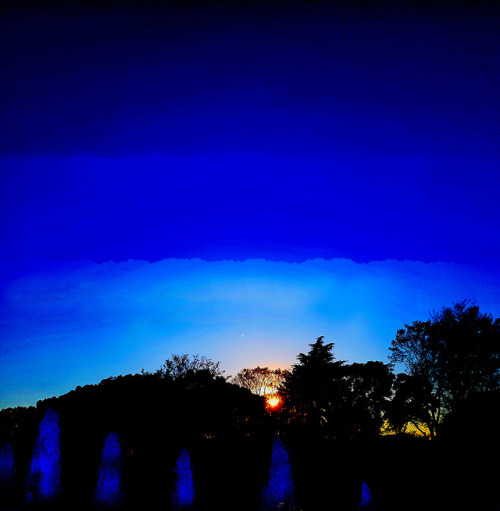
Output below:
[1,1,499,265]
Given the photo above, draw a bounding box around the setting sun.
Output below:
[266,395,282,409]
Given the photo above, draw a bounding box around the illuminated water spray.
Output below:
[26,408,61,501]
[0,441,15,508]
[94,433,122,508]
[359,483,373,508]
[172,449,195,509]
[0,442,15,485]
[261,436,295,510]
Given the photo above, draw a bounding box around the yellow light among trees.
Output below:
[266,395,282,409]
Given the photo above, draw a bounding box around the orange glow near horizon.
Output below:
[265,394,282,410]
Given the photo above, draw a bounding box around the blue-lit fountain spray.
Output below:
[26,408,61,501]
[261,436,295,510]
[172,449,195,509]
[359,483,373,509]
[94,433,123,509]
[0,441,15,506]
[0,442,15,485]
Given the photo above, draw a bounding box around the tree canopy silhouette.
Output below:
[389,300,500,439]
[230,367,285,397]
[343,361,394,438]
[281,336,348,437]
[151,354,226,384]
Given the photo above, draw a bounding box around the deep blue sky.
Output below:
[1,1,499,409]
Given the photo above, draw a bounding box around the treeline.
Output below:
[232,300,500,443]
[1,300,499,452]
[0,300,499,510]
[0,367,273,511]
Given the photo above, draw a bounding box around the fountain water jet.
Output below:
[26,408,61,501]
[172,449,195,509]
[0,442,15,506]
[359,483,373,508]
[94,433,123,509]
[0,442,14,485]
[261,436,295,510]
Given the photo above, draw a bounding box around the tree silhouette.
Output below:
[282,336,347,437]
[389,300,500,438]
[343,361,394,438]
[231,367,285,397]
[384,373,432,436]
[430,301,500,408]
[153,354,226,383]
[388,320,442,438]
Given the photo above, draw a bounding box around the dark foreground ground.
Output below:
[1,433,498,511]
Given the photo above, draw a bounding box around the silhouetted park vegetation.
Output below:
[0,300,499,511]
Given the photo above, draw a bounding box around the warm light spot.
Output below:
[266,395,282,409]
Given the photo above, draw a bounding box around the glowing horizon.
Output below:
[1,257,499,410]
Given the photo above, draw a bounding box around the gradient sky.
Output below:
[1,1,499,409]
